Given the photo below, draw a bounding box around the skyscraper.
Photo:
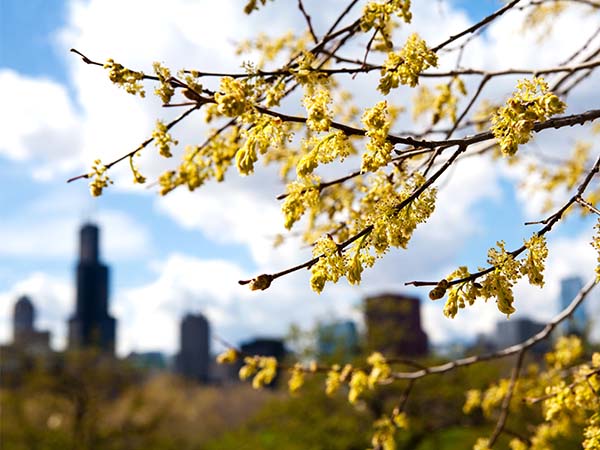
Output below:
[12,295,50,353]
[175,313,210,383]
[493,317,548,354]
[68,223,116,354]
[13,295,34,342]
[558,276,586,336]
[364,293,428,357]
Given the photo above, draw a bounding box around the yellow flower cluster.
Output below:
[152,120,178,158]
[464,336,600,450]
[236,115,286,175]
[304,88,332,132]
[310,235,346,293]
[412,77,467,124]
[365,171,437,253]
[540,345,599,447]
[328,353,393,404]
[360,0,412,32]
[288,363,305,394]
[293,169,434,293]
[238,355,278,389]
[103,59,145,97]
[216,348,239,364]
[308,220,376,293]
[583,414,600,450]
[522,234,548,286]
[88,159,112,197]
[152,62,175,104]
[291,51,327,88]
[158,127,241,195]
[324,363,353,396]
[378,33,437,94]
[296,131,353,177]
[214,77,252,117]
[265,77,286,108]
[472,438,491,450]
[323,354,393,404]
[491,77,566,156]
[281,175,321,230]
[348,369,369,404]
[545,335,583,370]
[462,389,482,414]
[366,351,392,388]
[437,235,548,318]
[361,101,393,172]
[368,408,408,450]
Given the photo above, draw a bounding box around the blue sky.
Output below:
[1,0,598,355]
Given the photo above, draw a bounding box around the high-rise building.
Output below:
[558,276,586,336]
[364,293,428,357]
[12,295,50,353]
[13,295,34,341]
[68,223,116,354]
[317,320,359,360]
[175,313,210,383]
[494,317,548,354]
[0,295,52,382]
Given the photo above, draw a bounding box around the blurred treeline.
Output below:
[0,348,586,449]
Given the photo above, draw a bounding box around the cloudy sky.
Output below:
[1,0,598,357]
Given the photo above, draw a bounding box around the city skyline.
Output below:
[1,0,599,357]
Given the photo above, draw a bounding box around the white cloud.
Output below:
[0,70,82,175]
[0,212,152,262]
[115,252,363,356]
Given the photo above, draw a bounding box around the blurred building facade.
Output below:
[494,317,548,354]
[0,295,52,379]
[317,320,359,360]
[364,293,428,357]
[175,313,210,383]
[68,223,117,354]
[557,276,586,337]
[11,295,51,355]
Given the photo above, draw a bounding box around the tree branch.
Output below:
[392,277,597,380]
[406,152,600,288]
[488,350,526,448]
[431,0,523,52]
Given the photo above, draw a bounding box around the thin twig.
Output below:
[576,195,600,215]
[298,0,318,43]
[391,278,597,379]
[67,105,199,183]
[488,349,526,448]
[431,0,523,52]
[406,153,600,288]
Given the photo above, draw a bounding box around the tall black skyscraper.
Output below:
[176,313,210,383]
[68,223,116,354]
